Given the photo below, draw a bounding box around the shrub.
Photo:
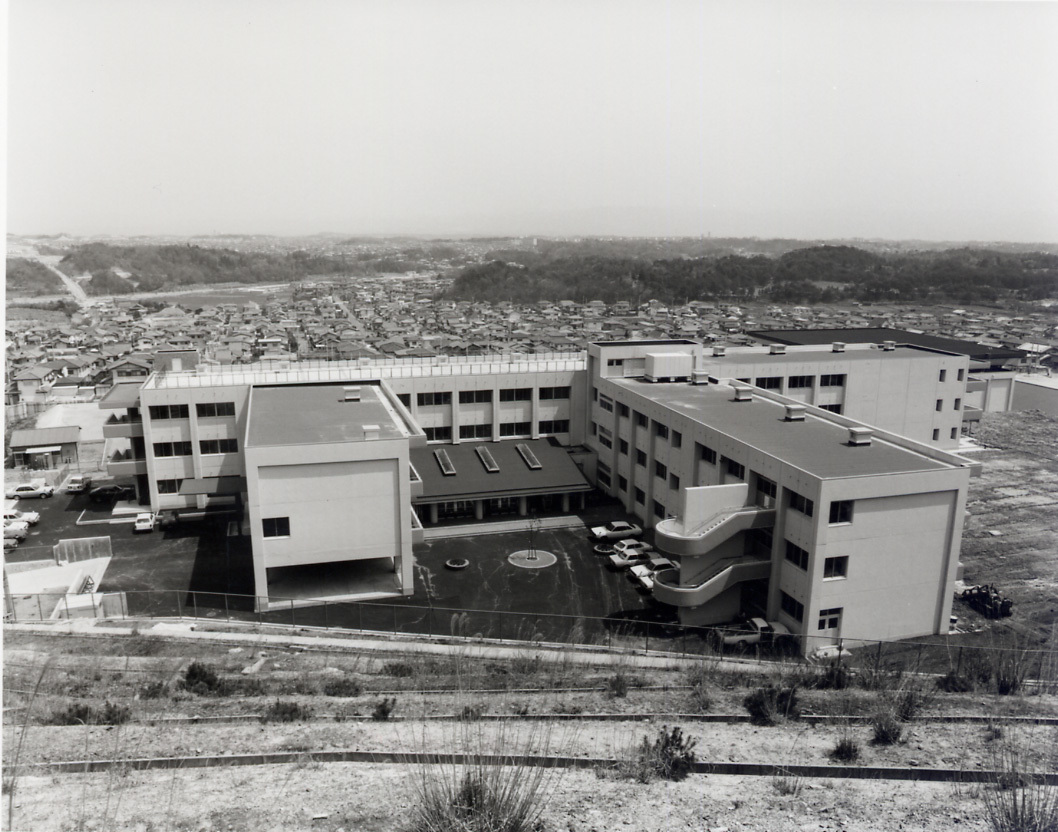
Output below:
[894,686,931,721]
[982,742,1058,832]
[743,685,801,726]
[815,661,851,690]
[372,697,397,721]
[262,700,312,723]
[182,661,221,695]
[100,701,131,725]
[772,771,803,796]
[606,673,629,699]
[459,704,486,721]
[830,736,861,763]
[937,671,974,693]
[629,726,698,783]
[871,711,903,745]
[46,702,96,726]
[383,661,416,678]
[322,677,363,697]
[139,680,168,700]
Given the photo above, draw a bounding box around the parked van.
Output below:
[66,475,93,494]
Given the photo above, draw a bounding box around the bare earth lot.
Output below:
[4,411,1057,830]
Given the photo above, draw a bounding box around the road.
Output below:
[30,254,90,307]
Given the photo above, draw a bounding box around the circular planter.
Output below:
[593,543,616,555]
[444,558,470,571]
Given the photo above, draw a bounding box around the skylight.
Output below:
[475,446,499,473]
[516,443,542,470]
[434,449,456,476]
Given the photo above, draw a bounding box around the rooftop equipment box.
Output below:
[645,352,694,382]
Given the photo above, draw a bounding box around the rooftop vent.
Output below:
[882,340,896,351]
[732,385,754,402]
[712,346,726,357]
[342,386,361,402]
[769,344,786,355]
[784,404,806,422]
[690,369,710,385]
[847,427,873,446]
[832,342,846,353]
[362,424,380,440]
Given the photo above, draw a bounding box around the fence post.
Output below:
[37,594,43,621]
[957,646,963,675]
[193,593,198,620]
[323,601,329,630]
[427,606,433,638]
[176,591,183,619]
[224,593,229,622]
[645,626,649,655]
[63,594,70,621]
[393,605,398,636]
[290,600,295,628]
[358,604,363,633]
[257,598,262,626]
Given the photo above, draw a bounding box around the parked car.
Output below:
[612,539,654,556]
[89,484,135,503]
[3,537,18,550]
[4,522,29,541]
[66,475,93,494]
[607,541,655,569]
[628,557,677,591]
[3,508,39,526]
[5,483,55,500]
[721,617,791,649]
[133,512,156,533]
[590,520,643,541]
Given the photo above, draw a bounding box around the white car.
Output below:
[607,540,655,569]
[5,483,55,500]
[4,522,29,541]
[133,513,156,534]
[66,475,93,494]
[721,618,791,649]
[3,508,39,526]
[590,520,643,541]
[628,557,677,591]
[3,537,18,550]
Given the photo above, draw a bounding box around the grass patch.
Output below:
[871,710,903,745]
[743,684,801,726]
[622,725,698,783]
[261,700,313,723]
[830,735,861,763]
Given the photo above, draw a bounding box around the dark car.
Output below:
[89,484,135,503]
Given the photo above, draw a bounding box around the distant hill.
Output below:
[5,258,66,296]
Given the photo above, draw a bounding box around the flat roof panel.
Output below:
[749,328,1025,362]
[246,383,407,447]
[607,378,950,479]
[706,346,934,367]
[99,382,144,409]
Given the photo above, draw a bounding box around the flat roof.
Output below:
[748,328,1025,362]
[607,378,952,479]
[411,438,592,502]
[8,426,81,448]
[245,383,408,447]
[703,345,938,367]
[99,382,144,409]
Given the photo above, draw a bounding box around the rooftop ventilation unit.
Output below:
[832,342,846,353]
[690,369,710,385]
[434,448,456,475]
[516,443,542,470]
[342,386,361,402]
[847,427,873,446]
[712,346,726,357]
[784,404,806,422]
[769,344,786,355]
[732,385,754,402]
[362,424,380,440]
[882,341,896,351]
[475,445,500,473]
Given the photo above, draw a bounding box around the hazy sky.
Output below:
[7,0,1058,241]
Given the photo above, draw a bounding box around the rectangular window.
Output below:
[597,461,612,488]
[459,423,492,440]
[788,376,814,389]
[598,395,614,412]
[789,491,814,517]
[499,421,531,437]
[933,429,940,441]
[954,398,961,410]
[823,557,848,580]
[262,517,291,538]
[155,441,193,457]
[756,476,777,502]
[820,403,843,414]
[780,591,804,623]
[725,458,745,480]
[156,478,183,494]
[820,374,845,387]
[538,386,570,400]
[424,426,453,442]
[417,392,452,407]
[619,438,629,455]
[654,422,669,439]
[671,430,682,449]
[500,387,532,402]
[828,500,853,524]
[538,419,569,434]
[617,403,630,417]
[459,389,492,404]
[397,393,411,407]
[936,399,943,412]
[598,426,613,449]
[592,387,598,401]
[195,401,236,418]
[635,449,647,467]
[669,473,680,491]
[951,427,958,440]
[817,607,843,630]
[697,443,717,465]
[653,500,666,519]
[957,369,965,381]
[654,461,667,480]
[148,404,190,420]
[199,438,238,455]
[607,358,624,367]
[755,376,782,390]
[784,540,809,570]
[939,369,947,382]
[635,411,648,428]
[634,487,645,505]
[618,475,628,492]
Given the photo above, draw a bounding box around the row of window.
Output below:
[154,439,239,457]
[935,398,962,411]
[780,592,844,631]
[148,402,236,420]
[933,427,960,441]
[938,369,965,382]
[415,387,572,407]
[783,541,849,579]
[744,374,846,391]
[433,420,573,442]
